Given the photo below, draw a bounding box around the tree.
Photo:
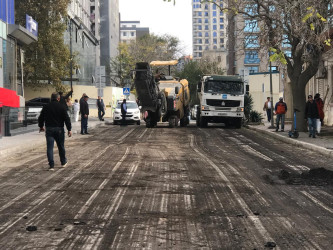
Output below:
[15,0,71,92]
[110,34,183,87]
[202,0,332,131]
[176,60,224,106]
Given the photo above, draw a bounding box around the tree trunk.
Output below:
[291,83,307,132]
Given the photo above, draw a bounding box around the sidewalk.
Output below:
[0,117,105,158]
[247,121,333,158]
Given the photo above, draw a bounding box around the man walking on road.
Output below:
[38,92,72,171]
[263,97,272,122]
[305,95,319,138]
[121,99,127,126]
[274,97,287,132]
[80,94,90,134]
[97,96,105,121]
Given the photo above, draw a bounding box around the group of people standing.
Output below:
[263,93,324,137]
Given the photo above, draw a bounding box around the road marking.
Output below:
[241,145,273,161]
[286,164,310,173]
[301,191,333,214]
[117,128,135,143]
[0,144,114,236]
[138,128,148,139]
[74,148,130,218]
[190,135,277,245]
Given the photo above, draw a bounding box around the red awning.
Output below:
[0,88,20,108]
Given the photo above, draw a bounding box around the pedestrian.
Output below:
[79,93,87,107]
[38,92,72,171]
[314,93,324,129]
[80,94,90,134]
[305,94,319,138]
[263,96,272,122]
[73,99,80,122]
[66,96,72,120]
[274,97,287,132]
[120,99,127,126]
[59,88,73,109]
[97,96,105,121]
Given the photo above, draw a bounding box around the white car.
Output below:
[113,101,141,125]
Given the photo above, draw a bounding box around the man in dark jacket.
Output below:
[120,99,127,126]
[274,97,287,132]
[38,92,72,170]
[80,94,89,134]
[305,94,319,138]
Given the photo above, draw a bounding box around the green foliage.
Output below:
[244,94,253,123]
[249,111,263,123]
[175,60,224,106]
[15,0,71,92]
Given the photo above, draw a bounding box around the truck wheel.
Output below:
[169,117,175,128]
[200,117,207,128]
[234,118,242,129]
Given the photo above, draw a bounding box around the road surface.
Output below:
[0,122,332,249]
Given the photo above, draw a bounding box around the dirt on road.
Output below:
[0,123,332,249]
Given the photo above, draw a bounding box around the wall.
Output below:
[248,72,280,120]
[24,85,135,118]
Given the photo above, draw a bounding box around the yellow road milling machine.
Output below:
[134,60,190,128]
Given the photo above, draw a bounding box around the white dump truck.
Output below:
[196,75,247,128]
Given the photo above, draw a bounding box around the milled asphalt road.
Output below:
[0,122,332,249]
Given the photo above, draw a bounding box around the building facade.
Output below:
[120,21,149,43]
[100,0,120,86]
[192,0,226,60]
[0,0,37,137]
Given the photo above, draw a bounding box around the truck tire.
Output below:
[234,118,242,128]
[196,109,200,126]
[199,117,208,128]
[168,117,175,128]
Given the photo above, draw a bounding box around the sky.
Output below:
[119,0,193,55]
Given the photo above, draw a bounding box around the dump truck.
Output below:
[196,75,246,128]
[133,60,190,128]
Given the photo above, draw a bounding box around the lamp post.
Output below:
[269,59,275,129]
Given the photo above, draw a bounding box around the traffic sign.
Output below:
[123,87,130,95]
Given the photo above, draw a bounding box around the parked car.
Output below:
[113,100,141,125]
[191,104,198,120]
[25,97,50,121]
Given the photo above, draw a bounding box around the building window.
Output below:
[245,35,259,48]
[205,25,209,30]
[198,25,202,30]
[205,46,209,50]
[132,25,136,28]
[213,18,217,23]
[213,32,217,37]
[220,24,224,29]
[199,46,202,50]
[246,66,259,73]
[205,4,208,10]
[213,4,216,10]
[218,56,221,62]
[205,19,209,23]
[213,11,216,17]
[198,32,202,37]
[205,39,209,44]
[220,38,224,43]
[123,32,127,36]
[205,12,209,16]
[213,38,217,44]
[213,25,217,30]
[244,20,259,32]
[220,18,224,23]
[205,32,209,37]
[131,32,135,36]
[198,12,202,16]
[244,51,260,64]
[198,19,202,23]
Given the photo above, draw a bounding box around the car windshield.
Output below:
[204,80,244,95]
[116,102,138,109]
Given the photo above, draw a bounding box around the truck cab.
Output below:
[197,75,245,128]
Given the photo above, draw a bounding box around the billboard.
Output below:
[26,14,38,37]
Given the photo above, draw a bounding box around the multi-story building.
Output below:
[100,0,120,85]
[192,0,226,60]
[66,0,99,86]
[0,0,37,137]
[120,21,149,43]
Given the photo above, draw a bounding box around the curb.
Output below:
[247,126,333,158]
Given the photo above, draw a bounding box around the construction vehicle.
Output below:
[196,75,246,128]
[134,60,190,128]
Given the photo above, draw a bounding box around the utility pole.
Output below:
[269,60,275,129]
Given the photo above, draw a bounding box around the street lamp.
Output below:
[269,58,275,129]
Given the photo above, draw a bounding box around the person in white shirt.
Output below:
[73,99,80,122]
[263,97,272,122]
